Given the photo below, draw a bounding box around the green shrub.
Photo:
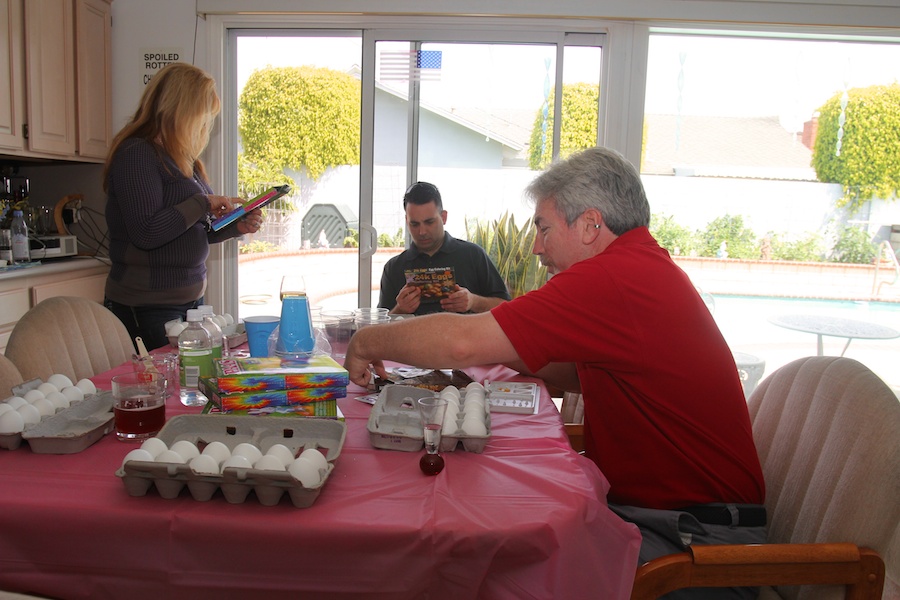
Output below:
[829,225,878,264]
[697,215,758,259]
[378,228,405,248]
[239,240,279,254]
[650,214,697,256]
[344,228,359,248]
[769,232,824,262]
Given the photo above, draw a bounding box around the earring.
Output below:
[594,224,601,229]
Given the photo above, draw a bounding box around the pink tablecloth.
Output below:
[0,362,640,600]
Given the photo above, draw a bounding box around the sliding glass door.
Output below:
[229,25,604,318]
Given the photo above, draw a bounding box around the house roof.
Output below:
[642,114,817,181]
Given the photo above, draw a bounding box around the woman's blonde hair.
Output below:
[103,62,221,191]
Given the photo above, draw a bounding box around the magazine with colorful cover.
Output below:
[404,266,456,302]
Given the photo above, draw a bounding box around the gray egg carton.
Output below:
[116,414,346,508]
[0,382,112,453]
[367,384,490,454]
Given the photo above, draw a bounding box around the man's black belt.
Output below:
[678,504,767,527]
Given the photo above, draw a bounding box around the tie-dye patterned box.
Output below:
[213,355,349,395]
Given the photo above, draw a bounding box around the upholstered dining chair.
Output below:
[5,296,135,384]
[630,356,899,600]
[0,353,24,398]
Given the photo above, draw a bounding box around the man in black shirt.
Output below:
[378,182,510,316]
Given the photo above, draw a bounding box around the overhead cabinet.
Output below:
[0,0,112,162]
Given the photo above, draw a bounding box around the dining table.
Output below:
[0,356,641,600]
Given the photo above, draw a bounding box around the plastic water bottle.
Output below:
[178,309,212,407]
[198,304,224,361]
[10,210,29,264]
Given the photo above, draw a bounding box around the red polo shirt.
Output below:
[492,227,764,509]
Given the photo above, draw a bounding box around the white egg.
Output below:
[442,416,459,435]
[46,391,71,409]
[212,315,228,328]
[0,410,25,434]
[155,449,186,464]
[23,389,45,403]
[200,441,231,464]
[440,386,461,403]
[30,397,55,417]
[0,403,12,416]
[140,437,168,458]
[253,455,287,471]
[16,403,42,425]
[221,455,253,470]
[121,448,155,466]
[4,396,27,409]
[75,379,97,395]
[48,374,74,390]
[465,381,485,394]
[37,382,59,396]
[61,386,85,403]
[232,442,263,464]
[189,454,221,475]
[288,457,321,488]
[461,419,487,436]
[222,313,235,325]
[299,448,329,472]
[444,403,459,422]
[170,440,200,462]
[264,443,295,466]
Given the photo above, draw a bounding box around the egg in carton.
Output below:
[116,414,346,508]
[0,375,107,452]
[438,382,492,454]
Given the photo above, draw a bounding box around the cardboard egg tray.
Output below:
[367,385,491,454]
[485,381,540,415]
[0,383,113,454]
[116,414,346,508]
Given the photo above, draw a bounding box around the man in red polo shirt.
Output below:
[346,147,766,600]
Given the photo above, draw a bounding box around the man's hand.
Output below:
[392,284,422,314]
[440,285,474,313]
[345,334,389,387]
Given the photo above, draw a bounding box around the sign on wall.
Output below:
[141,48,186,85]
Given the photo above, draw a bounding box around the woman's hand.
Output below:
[207,195,236,217]
[236,208,264,235]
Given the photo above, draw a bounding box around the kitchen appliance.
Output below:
[30,235,78,260]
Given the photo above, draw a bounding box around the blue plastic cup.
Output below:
[243,316,280,357]
[276,295,315,357]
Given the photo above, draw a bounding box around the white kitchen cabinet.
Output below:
[0,0,26,151]
[1,0,112,162]
[0,258,110,352]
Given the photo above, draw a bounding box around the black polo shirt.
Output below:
[378,233,510,315]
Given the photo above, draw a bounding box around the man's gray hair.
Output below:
[524,146,651,235]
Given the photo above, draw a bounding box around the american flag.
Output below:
[379,50,442,82]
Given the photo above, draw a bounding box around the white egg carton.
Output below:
[485,381,540,415]
[0,379,110,453]
[116,414,346,508]
[439,385,492,454]
[367,384,491,454]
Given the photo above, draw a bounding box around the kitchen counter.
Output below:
[0,256,111,352]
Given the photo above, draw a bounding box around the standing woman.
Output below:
[103,62,263,350]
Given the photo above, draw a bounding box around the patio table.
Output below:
[768,314,900,357]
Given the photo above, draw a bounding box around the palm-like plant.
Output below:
[467,212,548,298]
